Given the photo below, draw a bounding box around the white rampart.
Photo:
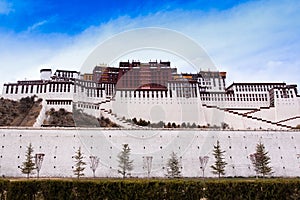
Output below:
[110,91,207,125]
[0,128,299,178]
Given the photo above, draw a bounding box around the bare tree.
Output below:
[90,155,100,178]
[35,153,45,178]
[199,156,209,178]
[144,156,153,178]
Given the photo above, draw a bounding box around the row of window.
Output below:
[5,83,72,94]
[120,89,197,99]
[200,93,268,102]
[46,100,72,105]
[235,84,282,92]
[77,88,104,98]
[48,84,71,93]
[275,90,294,98]
[236,93,268,102]
[200,94,235,101]
[55,72,76,78]
[199,77,225,90]
[169,83,198,98]
[75,83,114,97]
[75,80,99,88]
[120,90,168,98]
[76,103,100,110]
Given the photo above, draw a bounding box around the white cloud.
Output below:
[1,0,300,94]
[0,0,12,15]
[26,20,48,32]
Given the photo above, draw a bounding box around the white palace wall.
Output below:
[110,91,207,125]
[275,98,300,122]
[0,128,299,178]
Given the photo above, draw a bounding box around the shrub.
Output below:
[0,179,299,199]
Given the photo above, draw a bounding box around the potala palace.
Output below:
[0,61,300,178]
[2,60,300,130]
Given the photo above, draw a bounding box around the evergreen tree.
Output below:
[251,142,273,177]
[73,147,86,179]
[117,144,133,178]
[211,140,227,178]
[21,143,35,179]
[166,152,182,178]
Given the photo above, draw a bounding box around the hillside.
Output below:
[43,108,75,127]
[0,96,42,126]
[43,108,120,127]
[0,96,119,128]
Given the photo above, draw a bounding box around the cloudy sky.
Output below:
[0,0,299,93]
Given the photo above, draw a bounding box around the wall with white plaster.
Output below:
[0,128,299,178]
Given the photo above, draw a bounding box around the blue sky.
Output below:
[0,0,249,34]
[0,0,300,93]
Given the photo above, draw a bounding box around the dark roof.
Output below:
[226,82,286,89]
[40,69,52,73]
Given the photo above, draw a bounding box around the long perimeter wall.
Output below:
[0,128,299,178]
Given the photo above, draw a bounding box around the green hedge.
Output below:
[0,179,299,200]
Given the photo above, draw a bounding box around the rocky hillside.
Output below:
[43,108,75,127]
[43,108,120,128]
[0,96,42,126]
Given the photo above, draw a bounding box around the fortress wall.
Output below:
[0,128,299,178]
